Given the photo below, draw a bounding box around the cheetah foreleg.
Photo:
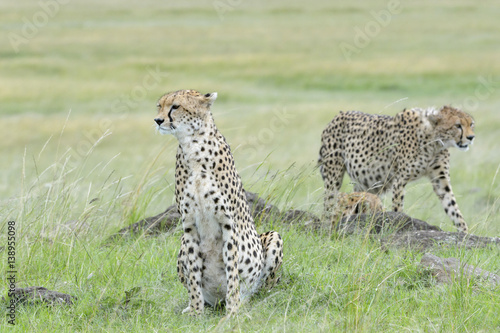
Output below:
[220,214,240,314]
[179,217,204,316]
[429,166,468,233]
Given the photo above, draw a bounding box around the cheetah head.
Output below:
[154,89,217,138]
[428,106,475,151]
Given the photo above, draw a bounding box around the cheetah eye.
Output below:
[171,105,180,110]
[156,103,161,109]
[455,124,462,129]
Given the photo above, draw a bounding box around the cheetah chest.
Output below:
[181,170,228,300]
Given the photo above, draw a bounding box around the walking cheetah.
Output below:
[154,89,283,315]
[319,106,475,232]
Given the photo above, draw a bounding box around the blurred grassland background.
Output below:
[1,0,499,234]
[1,0,500,331]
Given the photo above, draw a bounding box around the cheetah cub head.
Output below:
[154,89,217,139]
[428,105,475,151]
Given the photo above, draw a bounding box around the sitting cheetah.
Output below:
[154,90,283,315]
[319,106,475,232]
[334,192,384,221]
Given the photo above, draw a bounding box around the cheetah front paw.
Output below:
[182,305,203,316]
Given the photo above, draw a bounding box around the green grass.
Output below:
[1,0,500,331]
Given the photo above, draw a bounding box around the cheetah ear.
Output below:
[201,92,218,107]
[427,110,442,126]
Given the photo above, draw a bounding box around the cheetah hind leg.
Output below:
[259,231,283,290]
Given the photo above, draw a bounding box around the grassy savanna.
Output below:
[1,0,500,331]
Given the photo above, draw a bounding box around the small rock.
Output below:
[7,287,75,305]
[419,253,500,285]
[280,211,440,234]
[381,230,500,251]
[336,212,441,235]
[244,191,281,223]
[109,204,181,240]
[282,209,321,227]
